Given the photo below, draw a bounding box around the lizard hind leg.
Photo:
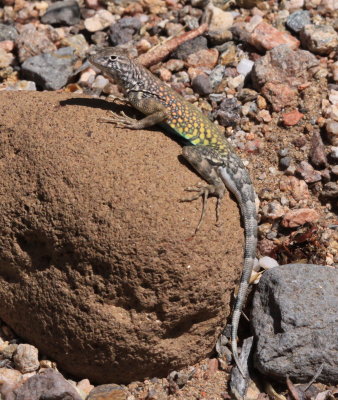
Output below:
[181,145,227,233]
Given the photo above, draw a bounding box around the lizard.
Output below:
[89,47,258,377]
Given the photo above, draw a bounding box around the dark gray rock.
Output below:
[191,74,212,96]
[14,368,82,400]
[216,97,241,127]
[279,156,291,170]
[171,36,208,60]
[286,10,311,34]
[252,264,338,383]
[21,47,76,90]
[0,23,18,41]
[109,16,141,46]
[41,0,81,26]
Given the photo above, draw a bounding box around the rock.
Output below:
[0,40,14,52]
[203,3,233,45]
[258,256,279,270]
[252,264,338,383]
[3,80,37,91]
[0,368,23,398]
[332,61,338,83]
[109,16,141,46]
[262,83,298,112]
[13,368,82,400]
[171,36,208,60]
[216,97,241,127]
[321,182,338,201]
[41,0,81,26]
[282,208,319,228]
[286,10,311,33]
[239,20,300,52]
[237,58,254,78]
[300,24,338,55]
[186,49,219,69]
[84,10,115,33]
[77,379,94,398]
[86,384,127,400]
[21,47,76,90]
[296,161,321,183]
[13,344,39,373]
[280,176,310,201]
[252,45,318,89]
[309,131,327,168]
[282,109,304,126]
[0,23,18,41]
[326,119,338,146]
[0,91,244,384]
[60,34,89,58]
[191,74,212,96]
[0,48,13,68]
[15,23,57,63]
[252,45,318,111]
[279,156,292,170]
[330,146,338,161]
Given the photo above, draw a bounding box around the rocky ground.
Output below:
[0,0,337,398]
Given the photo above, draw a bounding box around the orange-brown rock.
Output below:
[0,91,243,384]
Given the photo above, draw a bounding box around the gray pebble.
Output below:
[191,74,212,96]
[41,0,81,26]
[279,156,291,170]
[0,23,18,41]
[21,47,77,90]
[286,10,311,34]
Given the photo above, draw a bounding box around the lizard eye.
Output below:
[109,55,117,61]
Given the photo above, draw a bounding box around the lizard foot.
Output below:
[180,184,222,234]
[98,111,138,128]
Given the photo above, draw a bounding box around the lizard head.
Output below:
[89,47,136,88]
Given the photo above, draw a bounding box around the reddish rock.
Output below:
[261,83,298,112]
[282,208,319,228]
[279,176,310,201]
[0,40,14,52]
[309,131,327,168]
[186,49,219,69]
[249,21,300,52]
[296,161,321,183]
[0,368,23,397]
[0,91,243,384]
[282,110,304,126]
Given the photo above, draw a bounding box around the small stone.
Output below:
[87,384,127,400]
[186,49,219,69]
[237,58,254,77]
[13,344,39,373]
[109,16,141,46]
[3,80,37,91]
[332,62,338,83]
[278,148,289,157]
[191,74,212,96]
[219,43,237,66]
[203,3,233,45]
[21,47,76,90]
[216,97,241,127]
[84,10,116,33]
[77,379,94,398]
[0,23,18,41]
[331,165,338,176]
[1,343,18,359]
[330,147,338,160]
[282,208,319,228]
[258,109,272,123]
[15,24,57,63]
[282,109,304,126]
[14,369,82,400]
[258,256,279,270]
[309,131,327,168]
[92,75,109,91]
[0,48,13,68]
[41,0,81,26]
[280,176,310,201]
[279,156,292,170]
[61,34,89,58]
[263,201,285,220]
[256,95,267,109]
[321,182,338,200]
[262,83,298,112]
[248,21,300,52]
[326,120,338,146]
[0,40,14,52]
[300,24,338,55]
[171,36,208,60]
[227,74,245,90]
[286,10,311,33]
[296,161,321,183]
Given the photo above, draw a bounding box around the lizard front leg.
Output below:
[100,98,168,130]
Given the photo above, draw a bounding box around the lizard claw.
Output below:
[98,111,137,128]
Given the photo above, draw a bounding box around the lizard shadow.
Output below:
[59,97,129,113]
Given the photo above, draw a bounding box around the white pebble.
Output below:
[237,59,254,77]
[258,256,279,270]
